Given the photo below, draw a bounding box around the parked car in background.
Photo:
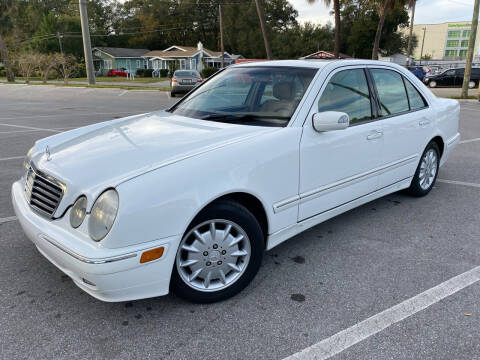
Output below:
[107,68,128,77]
[13,60,460,303]
[171,70,202,96]
[424,67,480,88]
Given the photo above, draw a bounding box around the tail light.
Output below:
[197,78,203,82]
[172,77,178,82]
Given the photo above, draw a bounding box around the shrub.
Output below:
[201,66,219,79]
[159,69,168,78]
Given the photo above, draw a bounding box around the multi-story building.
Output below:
[405,21,480,60]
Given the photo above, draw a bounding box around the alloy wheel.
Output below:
[418,149,438,190]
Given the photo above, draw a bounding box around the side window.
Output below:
[404,79,427,110]
[445,70,455,76]
[371,69,409,116]
[317,69,372,124]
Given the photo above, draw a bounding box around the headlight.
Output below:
[24,147,34,171]
[70,196,87,229]
[88,189,119,241]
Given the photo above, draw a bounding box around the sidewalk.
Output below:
[430,87,479,98]
[0,78,171,88]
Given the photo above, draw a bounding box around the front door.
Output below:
[298,67,383,221]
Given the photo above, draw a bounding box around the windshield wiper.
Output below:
[201,113,289,123]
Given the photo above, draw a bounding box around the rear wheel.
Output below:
[407,141,440,197]
[171,200,264,303]
[468,80,476,89]
[428,80,437,88]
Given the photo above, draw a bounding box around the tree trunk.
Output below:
[372,0,390,60]
[333,0,340,58]
[406,0,416,62]
[461,0,479,99]
[0,33,15,82]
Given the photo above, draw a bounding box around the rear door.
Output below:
[454,68,465,87]
[368,67,432,188]
[298,66,383,221]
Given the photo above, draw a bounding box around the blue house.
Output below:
[92,47,150,76]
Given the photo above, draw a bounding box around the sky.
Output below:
[292,0,476,25]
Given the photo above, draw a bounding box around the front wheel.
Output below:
[171,200,264,303]
[468,80,476,89]
[407,141,440,197]
[428,80,437,88]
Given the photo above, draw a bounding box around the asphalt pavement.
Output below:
[0,84,479,360]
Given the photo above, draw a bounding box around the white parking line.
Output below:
[437,179,480,188]
[0,216,17,224]
[460,137,480,144]
[118,90,128,97]
[0,123,62,133]
[0,155,24,162]
[284,265,480,360]
[0,111,134,120]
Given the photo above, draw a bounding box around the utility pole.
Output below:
[406,0,416,65]
[79,0,95,85]
[461,0,479,99]
[254,0,272,60]
[219,4,225,68]
[419,26,426,65]
[56,32,64,54]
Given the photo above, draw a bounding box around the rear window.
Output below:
[371,69,409,116]
[404,79,427,110]
[175,71,200,77]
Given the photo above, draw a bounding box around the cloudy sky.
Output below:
[291,0,475,25]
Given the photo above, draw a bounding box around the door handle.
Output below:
[419,119,431,127]
[367,130,383,140]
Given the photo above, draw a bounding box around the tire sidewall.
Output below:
[409,141,440,197]
[429,80,437,88]
[468,80,475,89]
[171,200,264,303]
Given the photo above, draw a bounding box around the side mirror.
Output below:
[312,111,350,132]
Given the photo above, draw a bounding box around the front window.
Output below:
[169,66,317,127]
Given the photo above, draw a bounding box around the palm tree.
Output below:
[372,0,412,60]
[406,0,416,61]
[308,0,340,58]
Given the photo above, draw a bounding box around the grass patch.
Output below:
[13,82,170,91]
[1,76,168,83]
[444,95,478,100]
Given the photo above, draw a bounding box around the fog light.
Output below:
[140,247,165,263]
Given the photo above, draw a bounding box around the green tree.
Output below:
[308,0,340,57]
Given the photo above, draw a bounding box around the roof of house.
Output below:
[301,50,352,59]
[144,45,226,59]
[94,47,150,58]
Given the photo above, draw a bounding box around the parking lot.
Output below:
[0,84,479,360]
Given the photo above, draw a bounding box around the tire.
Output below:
[428,80,437,88]
[171,200,264,303]
[407,141,440,197]
[468,80,476,89]
[170,91,175,97]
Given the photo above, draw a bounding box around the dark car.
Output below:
[424,67,480,88]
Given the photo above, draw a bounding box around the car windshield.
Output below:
[175,71,200,77]
[169,66,318,127]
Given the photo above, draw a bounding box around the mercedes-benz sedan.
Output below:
[12,60,460,303]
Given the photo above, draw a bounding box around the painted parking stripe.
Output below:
[460,137,480,144]
[0,111,134,120]
[0,155,24,162]
[0,216,17,224]
[118,90,128,97]
[0,126,78,135]
[437,179,480,188]
[0,123,62,133]
[284,265,480,360]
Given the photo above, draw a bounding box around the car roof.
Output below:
[229,59,409,70]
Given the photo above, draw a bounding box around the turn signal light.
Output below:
[197,78,203,82]
[171,77,178,82]
[140,247,165,263]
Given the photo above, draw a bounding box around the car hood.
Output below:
[31,111,276,215]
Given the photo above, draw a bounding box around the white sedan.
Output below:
[12,60,460,303]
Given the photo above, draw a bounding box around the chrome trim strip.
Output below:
[38,234,137,264]
[273,154,418,213]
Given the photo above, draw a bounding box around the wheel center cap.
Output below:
[209,250,221,262]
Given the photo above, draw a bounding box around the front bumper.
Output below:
[11,180,181,302]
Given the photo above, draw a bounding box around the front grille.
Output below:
[25,166,65,218]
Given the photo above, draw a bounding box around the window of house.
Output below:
[104,59,113,69]
[317,69,372,124]
[447,40,459,47]
[180,59,186,69]
[459,50,468,57]
[461,40,469,47]
[371,69,409,116]
[136,60,141,68]
[463,30,471,37]
[448,30,461,38]
[444,50,457,57]
[404,79,427,110]
[191,59,197,70]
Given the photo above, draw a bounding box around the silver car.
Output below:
[171,70,202,97]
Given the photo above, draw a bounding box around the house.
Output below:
[379,53,408,65]
[143,42,243,72]
[92,47,150,76]
[300,50,351,60]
